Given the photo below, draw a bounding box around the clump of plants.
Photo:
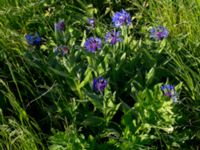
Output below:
[1,0,200,149]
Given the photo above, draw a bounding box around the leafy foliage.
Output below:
[0,0,200,149]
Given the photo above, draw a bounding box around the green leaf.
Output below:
[146,67,155,85]
[82,116,105,127]
[85,91,103,110]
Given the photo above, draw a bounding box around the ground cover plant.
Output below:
[1,0,200,149]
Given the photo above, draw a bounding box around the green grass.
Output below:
[0,0,200,149]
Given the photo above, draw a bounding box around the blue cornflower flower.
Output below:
[25,33,41,47]
[112,9,131,27]
[53,45,69,56]
[93,77,107,92]
[105,30,122,45]
[54,20,65,31]
[150,26,169,40]
[84,37,102,52]
[161,84,177,102]
[87,18,95,28]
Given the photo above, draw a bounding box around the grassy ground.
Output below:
[0,0,200,149]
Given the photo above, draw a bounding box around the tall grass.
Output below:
[0,0,200,149]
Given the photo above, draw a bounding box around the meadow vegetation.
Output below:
[0,0,200,149]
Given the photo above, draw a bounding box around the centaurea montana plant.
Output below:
[87,18,95,28]
[84,37,102,52]
[105,30,122,45]
[161,84,178,102]
[54,20,65,31]
[150,26,169,40]
[93,77,108,93]
[53,45,69,56]
[112,9,131,27]
[25,33,41,47]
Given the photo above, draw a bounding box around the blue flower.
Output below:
[87,18,95,28]
[25,33,41,47]
[84,37,102,52]
[105,30,122,45]
[161,84,177,102]
[54,20,65,31]
[53,45,69,56]
[93,77,107,92]
[150,26,169,40]
[112,9,131,27]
